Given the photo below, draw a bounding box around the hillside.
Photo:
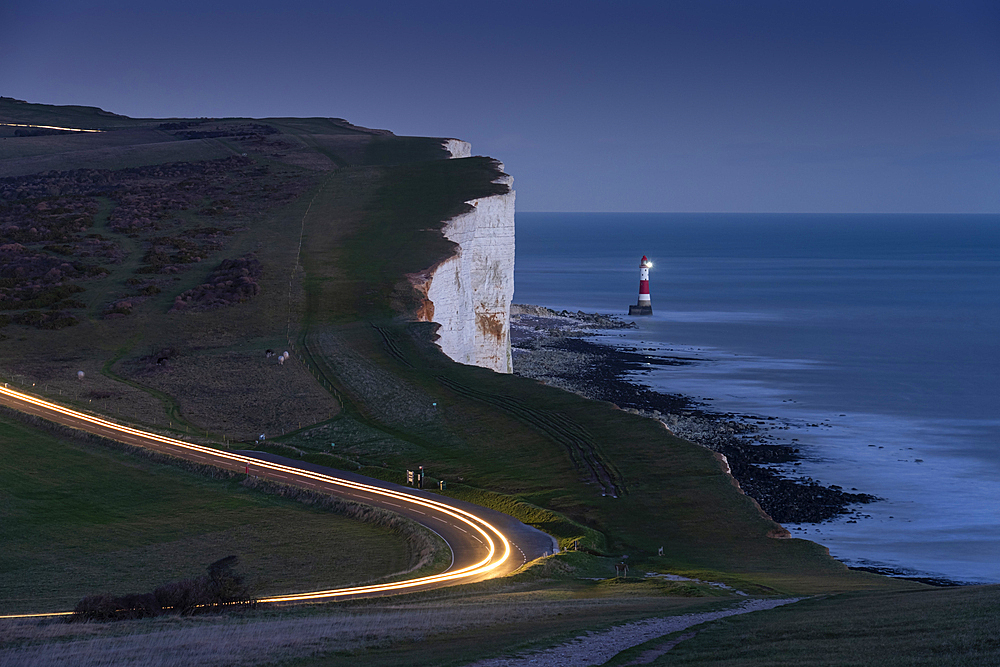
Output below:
[0,97,915,606]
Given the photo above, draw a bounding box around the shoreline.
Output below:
[510,304,879,525]
[511,304,973,588]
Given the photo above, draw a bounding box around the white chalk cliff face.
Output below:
[412,140,515,373]
[442,139,472,159]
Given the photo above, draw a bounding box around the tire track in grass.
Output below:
[435,375,626,498]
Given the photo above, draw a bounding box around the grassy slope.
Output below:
[0,415,428,614]
[288,147,909,596]
[0,100,464,613]
[0,97,144,129]
[633,585,1000,666]
[0,103,341,439]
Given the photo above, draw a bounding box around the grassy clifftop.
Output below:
[0,98,905,597]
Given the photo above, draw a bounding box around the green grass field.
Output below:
[629,585,1000,666]
[0,415,439,614]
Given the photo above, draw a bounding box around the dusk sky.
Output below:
[3,0,998,213]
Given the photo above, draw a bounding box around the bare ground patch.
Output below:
[0,356,168,426]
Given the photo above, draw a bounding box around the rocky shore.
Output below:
[510,305,877,525]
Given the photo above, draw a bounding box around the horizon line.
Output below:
[515,211,1000,216]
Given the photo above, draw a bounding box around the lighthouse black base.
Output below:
[629,304,652,316]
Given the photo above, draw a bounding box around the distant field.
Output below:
[0,415,435,615]
[0,137,237,177]
[637,585,1000,666]
[0,113,340,439]
[0,127,182,157]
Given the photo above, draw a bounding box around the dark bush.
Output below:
[72,556,255,622]
[14,310,45,326]
[153,577,211,615]
[73,592,160,621]
[14,310,79,329]
[171,254,262,311]
[0,284,85,311]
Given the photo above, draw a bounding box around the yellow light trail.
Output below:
[0,122,103,133]
[0,384,512,617]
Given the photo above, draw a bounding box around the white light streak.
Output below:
[0,122,103,133]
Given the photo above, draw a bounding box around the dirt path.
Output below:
[464,597,801,667]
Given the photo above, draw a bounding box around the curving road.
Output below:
[0,384,557,612]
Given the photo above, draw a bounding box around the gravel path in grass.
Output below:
[464,598,801,667]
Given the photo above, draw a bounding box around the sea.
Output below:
[512,212,1000,585]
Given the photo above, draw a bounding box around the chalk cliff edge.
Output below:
[409,140,515,373]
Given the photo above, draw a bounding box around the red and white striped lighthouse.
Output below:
[628,256,653,315]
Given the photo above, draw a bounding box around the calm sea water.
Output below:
[513,213,1000,584]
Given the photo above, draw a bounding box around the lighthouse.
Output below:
[628,256,653,316]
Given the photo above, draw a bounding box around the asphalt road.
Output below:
[0,384,557,606]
